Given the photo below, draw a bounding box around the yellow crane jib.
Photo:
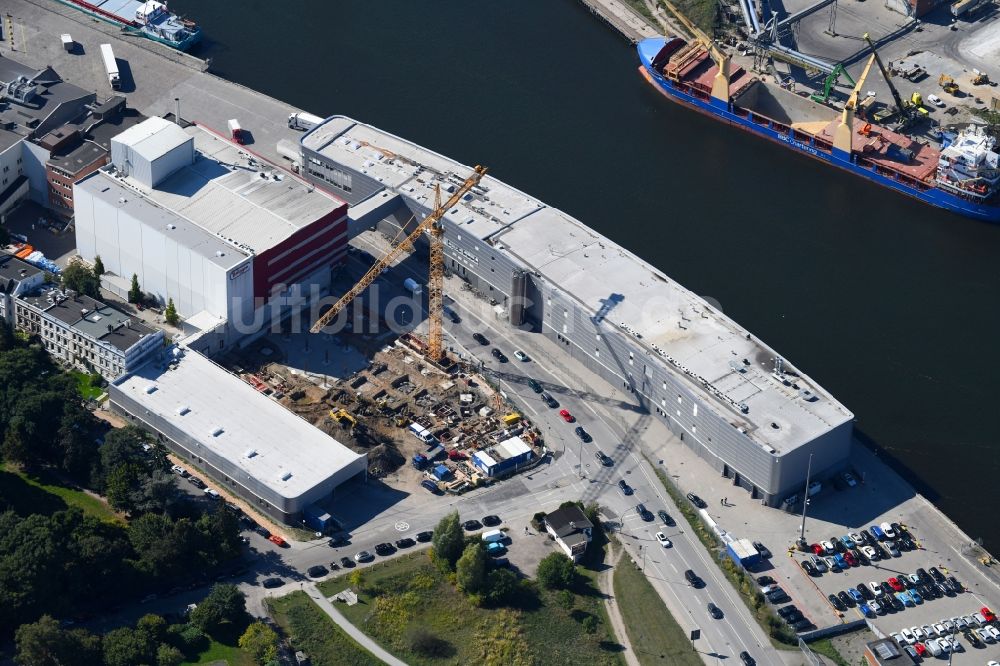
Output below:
[309,166,489,340]
[833,53,877,155]
[659,0,731,105]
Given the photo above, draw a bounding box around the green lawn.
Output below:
[180,638,254,666]
[0,462,122,523]
[72,371,105,401]
[268,591,381,666]
[612,555,703,665]
[317,552,625,666]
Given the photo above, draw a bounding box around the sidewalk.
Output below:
[304,584,408,666]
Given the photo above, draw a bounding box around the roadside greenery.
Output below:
[268,591,381,666]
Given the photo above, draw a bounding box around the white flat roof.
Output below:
[122,124,345,254]
[114,350,365,499]
[112,116,190,162]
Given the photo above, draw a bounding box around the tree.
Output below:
[136,613,167,642]
[92,255,105,277]
[238,621,279,665]
[164,298,179,325]
[431,511,464,571]
[485,568,520,605]
[536,552,577,590]
[455,542,487,594]
[14,615,101,666]
[190,584,246,633]
[128,273,141,304]
[156,644,184,666]
[101,626,156,666]
[105,462,142,512]
[61,263,100,298]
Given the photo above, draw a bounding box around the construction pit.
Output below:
[219,331,548,496]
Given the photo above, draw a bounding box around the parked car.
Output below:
[339,556,354,568]
[416,530,433,542]
[888,577,904,592]
[870,525,885,541]
[482,515,502,527]
[848,532,864,546]
[928,567,945,583]
[655,532,672,547]
[752,541,772,559]
[879,522,896,539]
[261,577,283,589]
[268,534,288,547]
[354,550,374,563]
[757,575,776,586]
[618,480,633,496]
[395,538,415,549]
[170,464,188,477]
[801,560,817,576]
[374,542,395,556]
[848,588,864,604]
[811,556,827,573]
[837,591,854,607]
[843,550,857,567]
[307,565,328,578]
[463,520,483,531]
[828,594,846,611]
[820,540,835,555]
[686,493,707,509]
[981,606,996,622]
[420,479,440,493]
[187,476,206,489]
[857,583,873,600]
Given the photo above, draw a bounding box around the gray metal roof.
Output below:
[114,349,366,499]
[21,285,156,353]
[124,124,344,254]
[0,60,94,137]
[0,252,41,286]
[74,170,249,271]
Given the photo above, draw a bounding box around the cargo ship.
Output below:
[637,36,1000,223]
[54,0,201,51]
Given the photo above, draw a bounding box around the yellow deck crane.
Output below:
[310,166,489,364]
[659,0,731,105]
[833,53,877,155]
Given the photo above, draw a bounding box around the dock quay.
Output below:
[576,0,662,43]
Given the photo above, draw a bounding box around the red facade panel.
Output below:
[252,203,349,300]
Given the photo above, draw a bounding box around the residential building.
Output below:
[15,284,163,379]
[0,252,44,324]
[544,504,593,562]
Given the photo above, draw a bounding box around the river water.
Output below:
[171,0,1000,550]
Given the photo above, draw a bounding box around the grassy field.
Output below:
[612,555,703,665]
[0,462,122,523]
[318,552,626,666]
[268,591,381,666]
[72,371,105,401]
[180,638,254,666]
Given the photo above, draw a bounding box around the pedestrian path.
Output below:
[304,584,408,666]
[600,543,642,666]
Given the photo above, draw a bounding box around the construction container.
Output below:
[725,538,760,569]
[61,34,74,51]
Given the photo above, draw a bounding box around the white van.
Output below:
[481,529,504,543]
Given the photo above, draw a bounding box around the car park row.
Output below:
[887,606,999,661]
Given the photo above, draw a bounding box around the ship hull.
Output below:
[637,39,1000,223]
[53,0,201,51]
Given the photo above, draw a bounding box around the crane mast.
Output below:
[310,166,488,365]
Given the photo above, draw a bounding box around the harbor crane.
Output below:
[659,0,732,105]
[861,32,922,127]
[310,165,488,364]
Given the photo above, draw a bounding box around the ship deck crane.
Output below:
[862,32,910,124]
[833,53,877,154]
[659,0,732,104]
[310,166,488,364]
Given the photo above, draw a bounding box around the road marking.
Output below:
[394,521,409,532]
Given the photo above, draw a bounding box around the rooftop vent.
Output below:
[210,426,224,437]
[166,223,176,230]
[176,405,190,416]
[279,471,292,482]
[244,448,258,459]
[215,251,225,257]
[144,385,157,394]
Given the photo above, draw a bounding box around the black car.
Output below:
[574,426,591,442]
[707,602,723,619]
[837,591,854,607]
[767,589,789,604]
[187,476,206,489]
[758,575,776,586]
[473,332,489,345]
[416,530,433,542]
[879,581,893,596]
[328,535,349,548]
[618,480,633,495]
[395,538,415,549]
[831,537,846,553]
[595,451,613,467]
[739,651,756,666]
[527,379,543,393]
[854,548,870,566]
[928,566,945,583]
[753,541,772,559]
[374,542,395,556]
[946,575,962,593]
[792,619,814,632]
[857,583,874,600]
[901,576,916,590]
[261,577,283,589]
[540,392,559,408]
[636,503,654,521]
[482,515,502,527]
[307,565,328,578]
[915,567,929,582]
[340,556,354,568]
[657,510,675,526]
[783,609,803,623]
[889,596,904,612]
[254,525,271,539]
[684,570,704,587]
[491,348,508,363]
[463,520,483,531]
[801,561,817,576]
[891,522,906,535]
[861,530,877,547]
[828,594,846,611]
[777,605,799,618]
[686,493,707,509]
[928,583,943,599]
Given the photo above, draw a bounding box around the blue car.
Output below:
[909,588,923,604]
[896,591,914,607]
[840,536,854,550]
[859,602,875,618]
[849,588,864,604]
[870,525,885,541]
[833,553,847,569]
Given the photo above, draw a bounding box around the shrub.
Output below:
[537,552,577,590]
[409,628,454,658]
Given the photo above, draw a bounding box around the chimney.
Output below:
[174,97,180,125]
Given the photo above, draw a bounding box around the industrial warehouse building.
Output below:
[297,116,854,507]
[73,117,349,350]
[110,348,367,524]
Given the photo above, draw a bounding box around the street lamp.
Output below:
[797,453,814,550]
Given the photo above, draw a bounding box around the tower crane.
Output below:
[862,32,917,126]
[659,0,732,105]
[832,53,877,155]
[310,165,488,364]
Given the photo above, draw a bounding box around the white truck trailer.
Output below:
[99,44,120,89]
[288,112,324,131]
